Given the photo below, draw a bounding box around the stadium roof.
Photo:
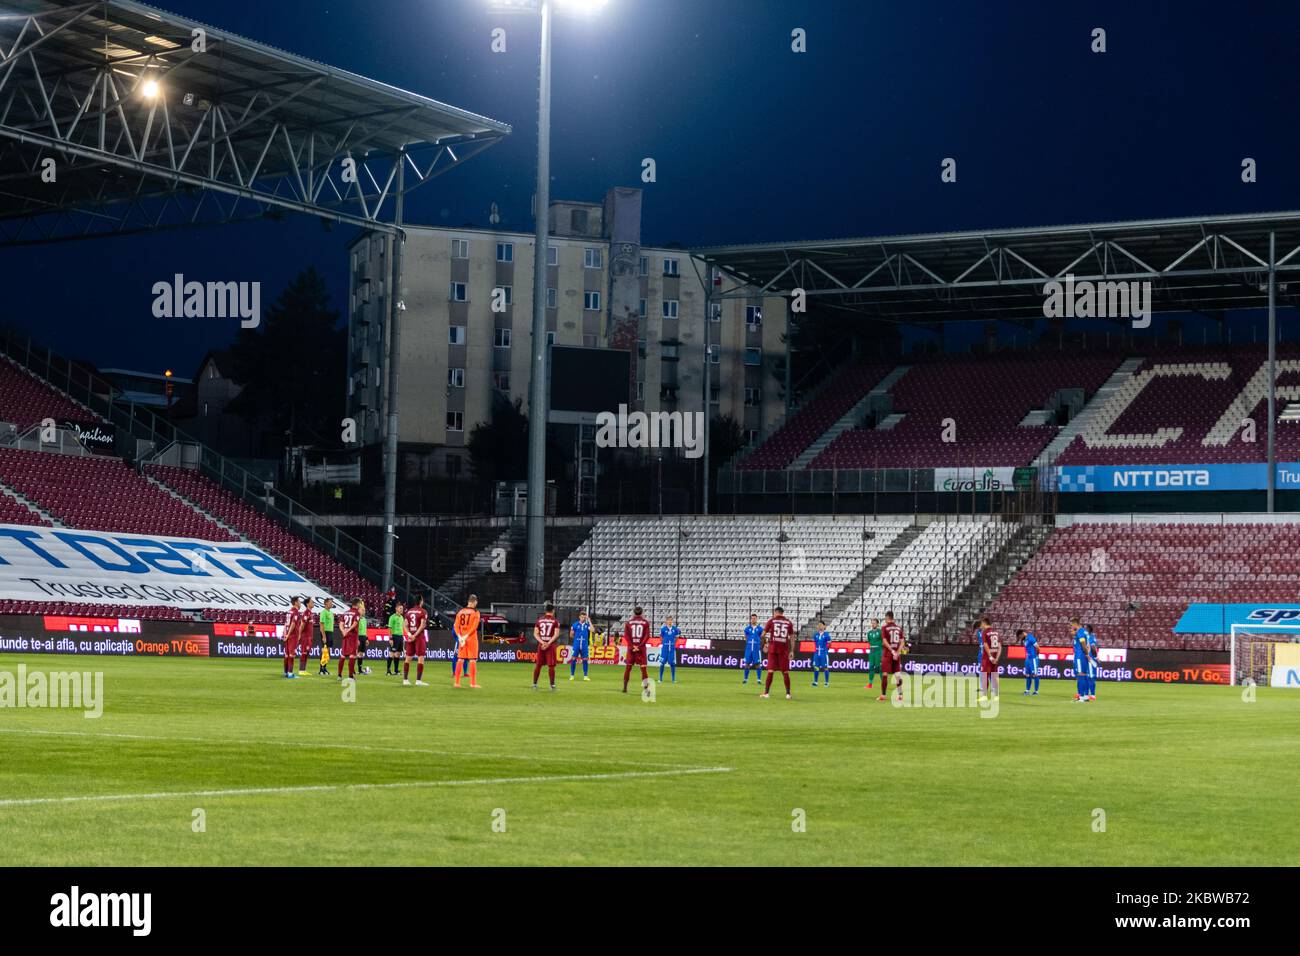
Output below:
[0,0,511,244]
[696,209,1300,322]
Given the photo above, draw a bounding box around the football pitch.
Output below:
[0,655,1296,867]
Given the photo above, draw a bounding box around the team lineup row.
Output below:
[270,593,1104,703]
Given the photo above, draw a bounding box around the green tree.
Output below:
[467,395,529,483]
[226,267,345,448]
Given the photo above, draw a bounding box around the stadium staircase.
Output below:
[790,364,910,470]
[436,523,525,600]
[1032,357,1143,466]
[918,523,1052,643]
[0,478,55,526]
[796,522,922,639]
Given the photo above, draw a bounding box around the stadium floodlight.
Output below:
[141,77,160,99]
[484,0,608,598]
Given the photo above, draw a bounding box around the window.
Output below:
[495,285,513,306]
[449,282,467,302]
[662,298,679,319]
[446,411,464,432]
[744,347,762,366]
[638,256,648,277]
[451,238,469,259]
[547,246,558,266]
[709,345,720,364]
[661,343,680,360]
[546,288,557,309]
[637,338,646,358]
[448,368,465,388]
[449,325,466,345]
[584,291,601,311]
[547,331,556,346]
[746,306,763,329]
[493,370,511,392]
[583,334,597,348]
[745,429,759,446]
[635,380,644,401]
[663,257,679,277]
[494,328,512,348]
[571,209,589,233]
[584,248,602,269]
[745,387,762,407]
[709,303,722,322]
[638,298,647,316]
[496,242,513,262]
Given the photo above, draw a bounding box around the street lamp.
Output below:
[488,0,609,599]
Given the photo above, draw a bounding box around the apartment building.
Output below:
[346,187,787,478]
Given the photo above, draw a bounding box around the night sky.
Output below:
[5,0,1300,375]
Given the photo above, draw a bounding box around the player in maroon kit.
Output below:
[403,594,429,686]
[533,602,561,691]
[877,609,906,702]
[979,615,1001,700]
[297,596,316,677]
[761,605,795,699]
[282,596,303,679]
[336,599,361,681]
[622,605,651,693]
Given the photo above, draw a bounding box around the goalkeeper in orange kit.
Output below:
[453,594,481,688]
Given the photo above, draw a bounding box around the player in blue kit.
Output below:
[810,619,831,686]
[658,615,681,683]
[569,610,592,681]
[973,618,983,673]
[1019,628,1040,695]
[1071,616,1092,702]
[741,613,764,684]
[1085,624,1099,701]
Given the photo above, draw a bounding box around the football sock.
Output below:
[742,666,749,682]
[453,660,462,685]
[570,659,577,677]
[582,659,588,677]
[283,653,291,674]
[299,650,309,671]
[347,657,355,678]
[623,664,632,691]
[764,671,773,693]
[469,661,477,684]
[640,666,648,683]
[548,664,556,686]
[417,662,424,681]
[669,661,676,681]
[403,661,410,680]
[783,672,791,694]
[991,675,1000,696]
[1033,676,1040,692]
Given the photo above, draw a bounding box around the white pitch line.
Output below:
[0,766,733,808]
[0,726,692,769]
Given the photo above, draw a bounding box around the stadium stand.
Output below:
[985,520,1300,650]
[149,464,383,609]
[0,355,102,430]
[808,353,1122,469]
[1056,347,1300,464]
[556,515,914,635]
[738,362,893,470]
[0,484,48,526]
[826,520,1015,639]
[0,448,232,540]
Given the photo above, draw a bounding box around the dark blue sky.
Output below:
[6,0,1300,374]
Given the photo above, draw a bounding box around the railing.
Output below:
[0,327,457,616]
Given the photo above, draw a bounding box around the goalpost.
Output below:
[1228,623,1300,686]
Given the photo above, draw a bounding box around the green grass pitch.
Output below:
[0,655,1296,866]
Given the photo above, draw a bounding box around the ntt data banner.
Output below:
[0,523,335,611]
[1055,463,1300,493]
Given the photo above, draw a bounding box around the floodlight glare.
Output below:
[141,77,160,98]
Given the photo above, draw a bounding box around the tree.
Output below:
[709,414,745,468]
[226,267,346,450]
[467,395,529,483]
